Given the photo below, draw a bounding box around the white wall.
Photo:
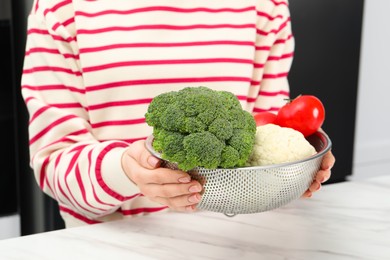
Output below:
[0,215,20,240]
[352,0,390,180]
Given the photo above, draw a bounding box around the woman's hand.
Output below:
[302,150,335,198]
[121,140,202,212]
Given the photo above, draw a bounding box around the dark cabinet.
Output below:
[10,0,65,234]
[288,0,365,183]
[0,18,17,216]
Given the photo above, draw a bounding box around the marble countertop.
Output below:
[1,176,389,260]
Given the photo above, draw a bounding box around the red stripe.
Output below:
[51,18,75,30]
[120,206,168,216]
[51,102,85,109]
[29,106,50,124]
[262,72,289,79]
[76,6,255,17]
[45,177,55,199]
[275,34,294,44]
[59,206,100,224]
[77,24,256,34]
[33,129,89,163]
[270,0,288,6]
[29,114,78,145]
[236,95,248,101]
[268,52,294,61]
[63,148,103,215]
[86,76,251,91]
[56,155,80,211]
[54,152,63,171]
[253,63,264,68]
[53,152,67,204]
[95,143,140,201]
[75,165,106,211]
[53,130,89,146]
[27,28,76,43]
[24,97,35,104]
[251,80,261,86]
[253,107,281,113]
[39,156,50,189]
[32,129,89,163]
[34,0,39,12]
[237,95,278,104]
[69,144,89,154]
[257,11,283,20]
[36,129,89,155]
[43,0,72,16]
[87,150,115,207]
[88,98,153,111]
[63,17,75,27]
[83,58,253,73]
[52,22,61,31]
[259,90,289,97]
[257,17,290,36]
[255,46,271,51]
[26,47,58,56]
[80,40,254,54]
[99,137,146,143]
[22,84,85,94]
[91,118,146,128]
[25,47,78,59]
[23,66,82,76]
[27,28,49,35]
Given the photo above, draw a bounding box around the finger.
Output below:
[125,140,161,169]
[308,180,321,193]
[142,180,202,198]
[128,162,192,186]
[321,151,335,170]
[301,190,313,198]
[146,167,194,185]
[151,193,201,211]
[185,205,198,212]
[125,156,192,185]
[315,169,331,184]
[124,141,192,185]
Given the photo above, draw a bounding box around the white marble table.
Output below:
[1,176,389,260]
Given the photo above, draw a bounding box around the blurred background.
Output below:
[1,0,389,239]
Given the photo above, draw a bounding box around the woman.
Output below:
[22,0,335,227]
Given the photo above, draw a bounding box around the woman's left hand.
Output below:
[302,150,335,198]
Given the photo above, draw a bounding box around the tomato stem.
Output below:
[284,94,302,103]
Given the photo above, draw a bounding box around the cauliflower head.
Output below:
[247,124,316,166]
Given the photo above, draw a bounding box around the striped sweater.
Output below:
[22,0,294,227]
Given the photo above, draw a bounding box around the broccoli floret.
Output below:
[228,129,257,166]
[145,86,256,171]
[182,132,224,170]
[220,146,240,168]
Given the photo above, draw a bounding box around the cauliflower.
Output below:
[246,124,316,166]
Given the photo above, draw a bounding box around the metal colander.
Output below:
[145,131,332,216]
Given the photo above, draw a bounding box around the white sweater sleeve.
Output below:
[21,5,140,220]
[249,1,294,113]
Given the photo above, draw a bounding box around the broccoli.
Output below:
[145,87,256,171]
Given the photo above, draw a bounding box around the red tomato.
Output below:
[253,112,277,126]
[275,95,325,137]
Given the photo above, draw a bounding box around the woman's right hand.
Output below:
[121,140,202,212]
